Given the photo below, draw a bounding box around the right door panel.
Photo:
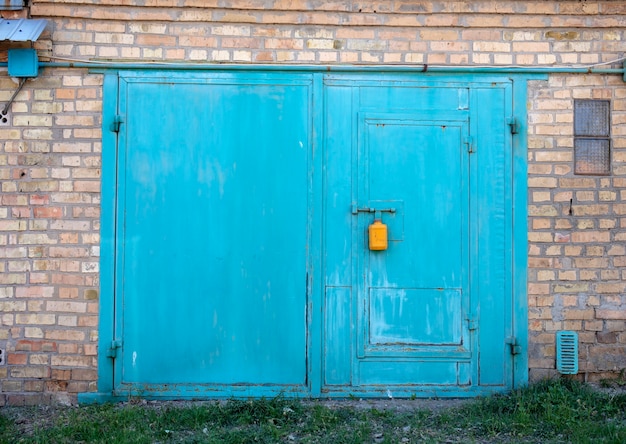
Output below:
[323,78,513,395]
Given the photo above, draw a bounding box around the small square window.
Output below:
[574,139,610,175]
[574,100,611,175]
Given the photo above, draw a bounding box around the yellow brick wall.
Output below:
[528,75,626,381]
[0,0,625,404]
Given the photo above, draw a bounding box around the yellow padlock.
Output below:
[369,219,388,251]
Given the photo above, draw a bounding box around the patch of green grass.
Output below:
[2,380,626,443]
[600,368,626,389]
[0,412,19,443]
[437,378,626,443]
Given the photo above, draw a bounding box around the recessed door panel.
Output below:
[368,288,463,346]
[355,114,471,380]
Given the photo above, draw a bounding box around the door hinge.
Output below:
[467,318,477,331]
[111,115,123,133]
[107,340,122,358]
[506,117,519,135]
[505,336,522,355]
[463,136,475,153]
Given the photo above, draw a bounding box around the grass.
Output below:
[1,379,626,443]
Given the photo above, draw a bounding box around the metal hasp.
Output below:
[556,331,579,375]
[351,205,396,215]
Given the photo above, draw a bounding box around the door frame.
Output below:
[79,69,544,403]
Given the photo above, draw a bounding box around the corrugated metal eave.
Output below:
[0,19,47,42]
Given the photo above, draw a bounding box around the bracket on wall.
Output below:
[1,19,48,118]
[1,77,26,116]
[3,49,39,115]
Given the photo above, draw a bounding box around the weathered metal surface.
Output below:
[116,73,312,389]
[92,71,527,401]
[323,77,514,393]
[0,19,47,41]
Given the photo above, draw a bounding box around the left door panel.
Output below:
[115,73,312,391]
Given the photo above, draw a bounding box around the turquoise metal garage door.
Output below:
[90,70,529,401]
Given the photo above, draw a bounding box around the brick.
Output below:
[0,301,27,312]
[596,283,626,294]
[10,367,50,379]
[596,309,626,320]
[51,356,92,368]
[67,382,90,393]
[29,355,49,365]
[46,301,87,313]
[553,283,589,293]
[15,287,54,298]
[528,283,550,295]
[33,207,64,219]
[0,274,27,285]
[72,369,97,381]
[49,247,89,258]
[597,332,618,344]
[563,309,594,320]
[16,314,56,325]
[45,330,85,341]
[528,205,558,216]
[574,257,610,268]
[571,231,611,243]
[537,270,555,281]
[7,353,27,365]
[23,380,45,392]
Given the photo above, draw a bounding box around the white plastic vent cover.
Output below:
[556,331,578,375]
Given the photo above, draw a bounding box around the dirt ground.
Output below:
[1,396,473,436]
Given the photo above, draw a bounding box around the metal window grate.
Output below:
[574,100,611,175]
[574,139,610,175]
[556,331,578,375]
[574,100,610,137]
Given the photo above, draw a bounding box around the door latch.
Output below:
[351,205,396,215]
